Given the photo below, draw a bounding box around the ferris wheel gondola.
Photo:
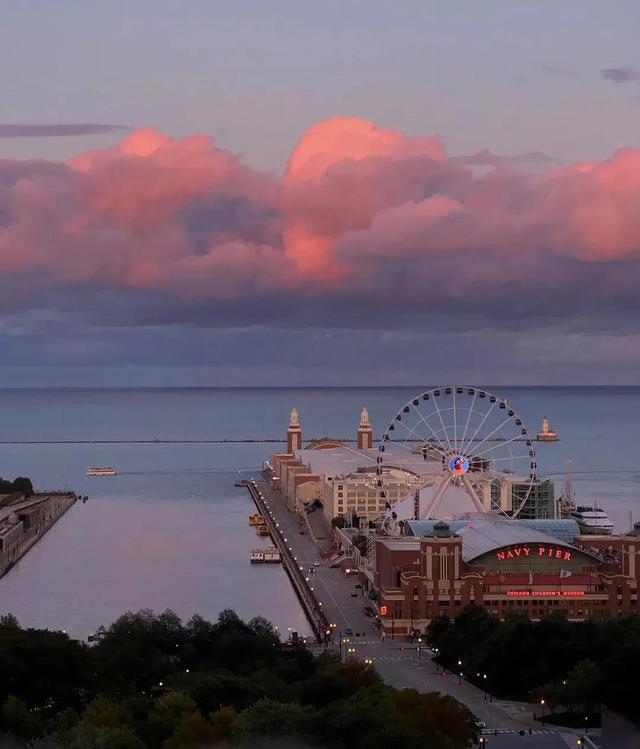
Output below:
[376,386,536,528]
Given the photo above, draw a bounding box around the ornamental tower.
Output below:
[357,407,373,450]
[287,408,302,454]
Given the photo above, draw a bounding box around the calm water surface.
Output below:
[0,386,639,637]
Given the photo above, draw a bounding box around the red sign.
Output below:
[507,590,585,597]
[496,545,572,562]
[380,605,388,616]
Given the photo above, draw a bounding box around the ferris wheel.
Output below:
[376,386,536,523]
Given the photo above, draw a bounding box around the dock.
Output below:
[240,480,329,640]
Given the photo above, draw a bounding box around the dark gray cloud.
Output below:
[0,123,131,138]
[601,67,640,83]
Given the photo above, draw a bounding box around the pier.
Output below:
[241,479,329,640]
[0,492,77,578]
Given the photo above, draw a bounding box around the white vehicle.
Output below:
[314,561,321,567]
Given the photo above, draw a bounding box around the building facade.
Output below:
[375,519,640,635]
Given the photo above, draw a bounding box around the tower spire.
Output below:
[287,408,302,453]
[357,406,373,450]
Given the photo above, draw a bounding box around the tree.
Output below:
[0,614,19,630]
[11,477,34,497]
[147,692,197,745]
[331,515,346,529]
[234,697,309,739]
[0,694,42,739]
[208,706,236,743]
[248,615,279,640]
[165,712,217,748]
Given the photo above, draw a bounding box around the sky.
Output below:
[1,0,640,386]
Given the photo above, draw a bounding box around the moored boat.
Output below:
[256,524,270,536]
[570,505,614,535]
[250,549,265,563]
[249,514,264,526]
[263,546,281,563]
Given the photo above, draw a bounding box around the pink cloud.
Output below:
[1,116,640,321]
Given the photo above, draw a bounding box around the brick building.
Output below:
[376,518,640,635]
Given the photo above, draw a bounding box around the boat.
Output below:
[570,505,614,535]
[249,514,264,526]
[250,549,265,563]
[86,467,117,476]
[537,417,558,441]
[256,524,270,537]
[263,546,281,563]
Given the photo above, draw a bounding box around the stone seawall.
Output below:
[0,492,76,578]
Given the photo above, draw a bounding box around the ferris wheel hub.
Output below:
[448,455,469,476]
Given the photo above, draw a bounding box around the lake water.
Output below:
[0,386,639,638]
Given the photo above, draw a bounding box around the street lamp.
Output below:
[458,671,463,684]
[540,698,546,725]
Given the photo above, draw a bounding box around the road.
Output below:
[253,479,598,747]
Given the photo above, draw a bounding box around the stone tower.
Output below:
[287,408,302,454]
[357,407,373,450]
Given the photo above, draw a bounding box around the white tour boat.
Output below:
[263,546,281,563]
[250,549,265,563]
[86,467,117,476]
[570,505,614,535]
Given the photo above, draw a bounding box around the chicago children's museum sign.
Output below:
[495,545,572,562]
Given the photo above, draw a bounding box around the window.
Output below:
[337,492,343,498]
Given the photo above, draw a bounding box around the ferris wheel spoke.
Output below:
[423,473,452,518]
[459,399,498,457]
[472,432,529,460]
[459,390,477,454]
[406,400,455,455]
[382,437,447,465]
[463,415,514,457]
[461,474,485,513]
[482,454,532,463]
[452,388,458,451]
[430,393,455,454]
[390,415,450,458]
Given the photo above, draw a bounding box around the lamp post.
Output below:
[540,698,546,726]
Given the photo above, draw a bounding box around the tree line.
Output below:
[427,605,640,724]
[0,610,476,749]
